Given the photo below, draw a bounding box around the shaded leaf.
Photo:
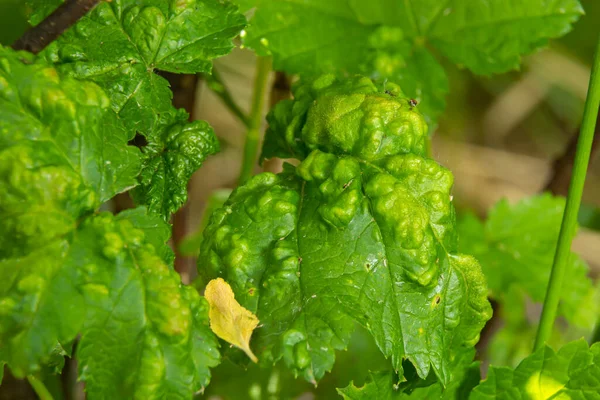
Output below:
[457,194,599,329]
[471,339,600,399]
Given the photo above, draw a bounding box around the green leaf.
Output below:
[243,0,582,125]
[179,189,233,257]
[25,0,63,25]
[338,371,404,399]
[243,0,373,75]
[428,0,584,75]
[131,110,220,220]
[40,0,240,218]
[0,46,140,259]
[337,361,481,399]
[0,49,221,397]
[75,212,220,398]
[115,207,175,265]
[471,339,600,399]
[200,75,491,385]
[457,194,599,329]
[42,0,245,135]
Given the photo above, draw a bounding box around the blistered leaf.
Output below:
[38,0,242,219]
[131,110,220,220]
[200,75,491,384]
[75,212,220,398]
[205,278,259,363]
[42,0,245,136]
[0,48,221,397]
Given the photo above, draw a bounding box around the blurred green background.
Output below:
[1,0,599,399]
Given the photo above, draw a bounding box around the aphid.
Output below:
[409,98,418,108]
[385,89,396,97]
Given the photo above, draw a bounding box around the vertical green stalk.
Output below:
[238,56,272,184]
[534,36,600,351]
[27,375,55,400]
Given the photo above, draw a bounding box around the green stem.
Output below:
[238,56,272,185]
[27,375,55,400]
[534,36,600,351]
[204,69,251,128]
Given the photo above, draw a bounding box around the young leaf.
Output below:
[471,339,600,399]
[205,278,259,363]
[131,109,220,220]
[457,194,599,329]
[200,75,492,385]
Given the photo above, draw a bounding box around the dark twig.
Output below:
[262,71,291,174]
[545,111,600,195]
[12,0,101,54]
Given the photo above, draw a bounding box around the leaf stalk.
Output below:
[534,35,600,350]
[238,56,272,184]
[27,375,55,400]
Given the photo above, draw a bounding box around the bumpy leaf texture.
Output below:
[470,339,600,399]
[239,0,582,126]
[200,75,492,385]
[458,194,599,330]
[38,0,244,219]
[0,48,220,399]
[130,109,220,219]
[41,0,245,134]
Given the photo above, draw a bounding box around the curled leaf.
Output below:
[205,278,259,362]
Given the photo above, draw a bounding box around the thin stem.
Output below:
[27,375,55,400]
[12,0,101,54]
[534,36,600,351]
[204,69,251,128]
[238,56,272,184]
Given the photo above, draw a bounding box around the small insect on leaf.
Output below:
[205,278,259,362]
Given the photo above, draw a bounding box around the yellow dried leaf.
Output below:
[204,278,259,362]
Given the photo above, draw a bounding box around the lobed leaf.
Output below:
[41,0,245,136]
[0,49,220,398]
[39,0,244,219]
[241,0,582,126]
[200,75,491,385]
[75,212,220,398]
[471,339,600,399]
[457,194,599,329]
